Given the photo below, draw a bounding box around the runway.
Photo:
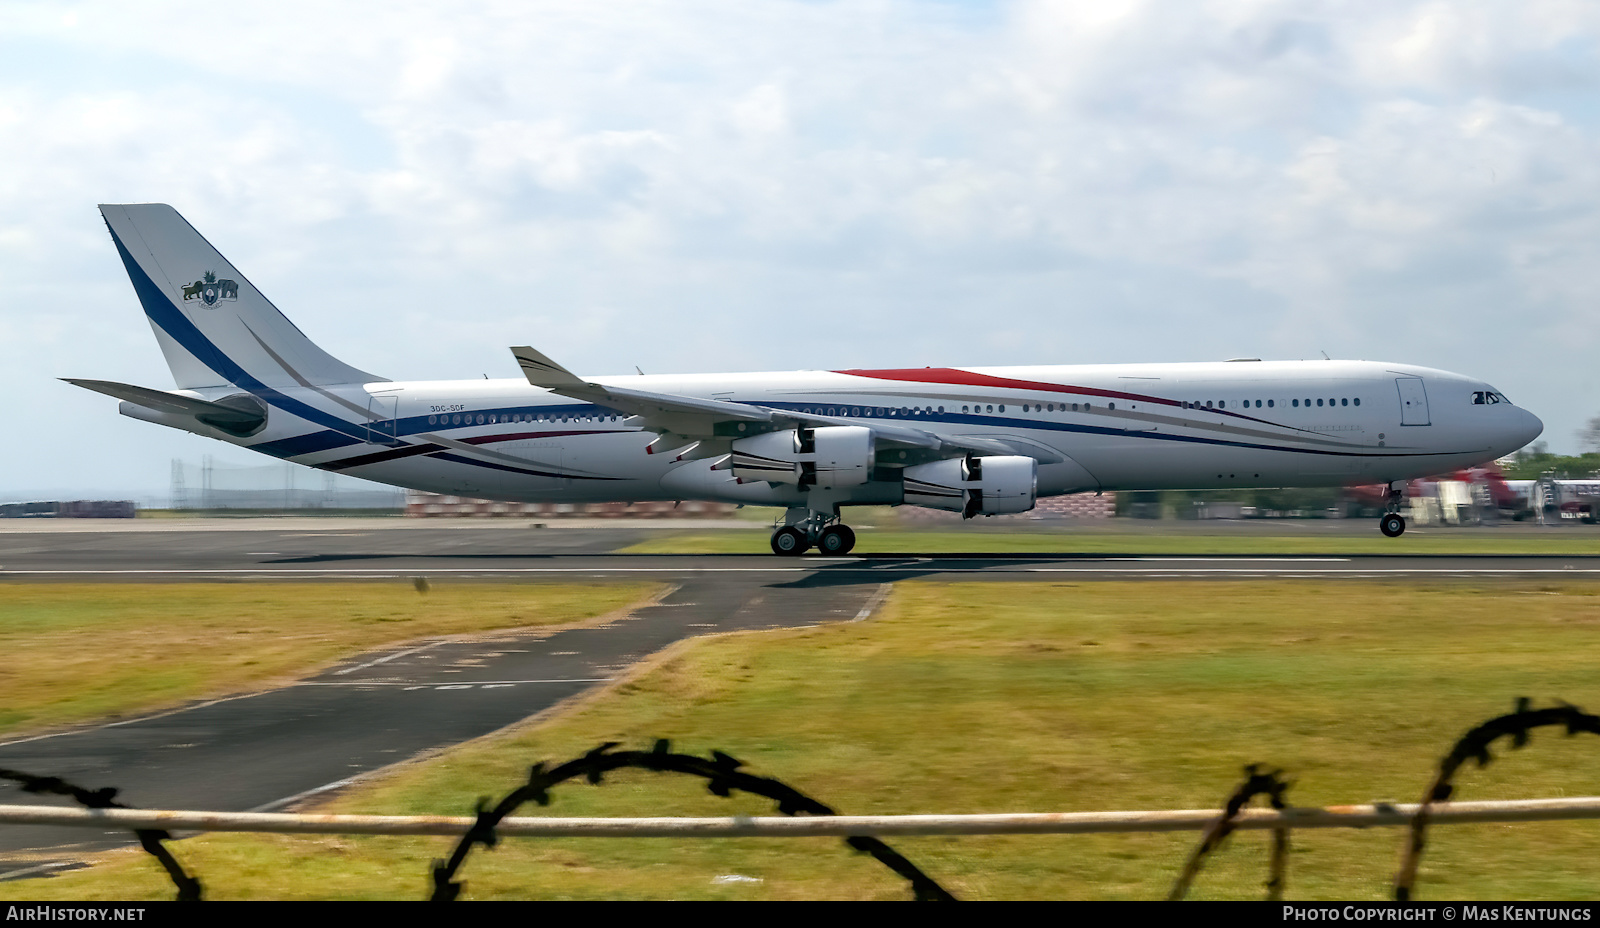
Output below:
[2,519,1596,879]
[2,519,1598,579]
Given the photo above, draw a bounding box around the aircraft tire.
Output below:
[818,525,856,555]
[1379,513,1406,538]
[771,526,810,556]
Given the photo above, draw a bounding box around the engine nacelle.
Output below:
[730,426,874,489]
[903,455,1037,518]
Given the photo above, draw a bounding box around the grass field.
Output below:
[10,579,1600,901]
[0,582,659,739]
[621,529,1600,556]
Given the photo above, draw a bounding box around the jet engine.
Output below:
[903,455,1037,518]
[730,426,873,489]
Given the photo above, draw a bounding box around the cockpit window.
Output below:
[1472,391,1510,405]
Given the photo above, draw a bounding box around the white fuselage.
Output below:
[148,359,1542,509]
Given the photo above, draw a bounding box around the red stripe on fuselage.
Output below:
[836,368,1179,406]
[834,368,1293,429]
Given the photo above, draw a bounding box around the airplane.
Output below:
[68,204,1544,554]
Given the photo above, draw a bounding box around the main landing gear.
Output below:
[1379,482,1407,538]
[770,509,856,556]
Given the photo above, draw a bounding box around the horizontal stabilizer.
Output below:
[63,378,267,436]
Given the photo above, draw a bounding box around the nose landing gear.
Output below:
[1378,482,1407,537]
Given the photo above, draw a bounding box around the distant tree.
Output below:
[1581,415,1600,453]
[1500,440,1600,479]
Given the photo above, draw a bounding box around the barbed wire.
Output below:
[1167,764,1291,901]
[5,699,1599,900]
[1393,697,1600,901]
[427,739,957,901]
[0,767,201,901]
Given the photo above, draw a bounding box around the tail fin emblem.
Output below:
[182,270,239,307]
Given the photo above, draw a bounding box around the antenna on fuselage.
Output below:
[1320,350,1330,360]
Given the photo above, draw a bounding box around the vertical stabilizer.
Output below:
[99,204,384,390]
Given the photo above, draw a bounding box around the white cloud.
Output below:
[4,0,1600,498]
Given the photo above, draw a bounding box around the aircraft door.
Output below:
[1396,378,1430,426]
[367,395,400,445]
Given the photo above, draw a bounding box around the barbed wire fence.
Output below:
[1167,764,1292,902]
[3,698,1598,901]
[1393,698,1600,902]
[427,739,955,902]
[0,767,201,901]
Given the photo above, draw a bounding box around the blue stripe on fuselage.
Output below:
[251,430,365,458]
[291,399,1450,465]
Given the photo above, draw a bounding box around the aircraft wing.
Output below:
[513,346,771,441]
[511,346,1063,464]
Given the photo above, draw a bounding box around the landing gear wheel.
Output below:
[1380,513,1406,538]
[818,524,856,555]
[771,526,810,556]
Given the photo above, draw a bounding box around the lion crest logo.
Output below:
[180,270,239,307]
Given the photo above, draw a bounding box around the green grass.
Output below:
[0,582,658,739]
[11,580,1600,901]
[621,529,1600,556]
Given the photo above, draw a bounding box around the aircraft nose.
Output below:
[1508,407,1543,452]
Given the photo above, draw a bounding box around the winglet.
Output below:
[511,346,586,390]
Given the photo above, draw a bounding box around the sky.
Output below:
[4,0,1600,501]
